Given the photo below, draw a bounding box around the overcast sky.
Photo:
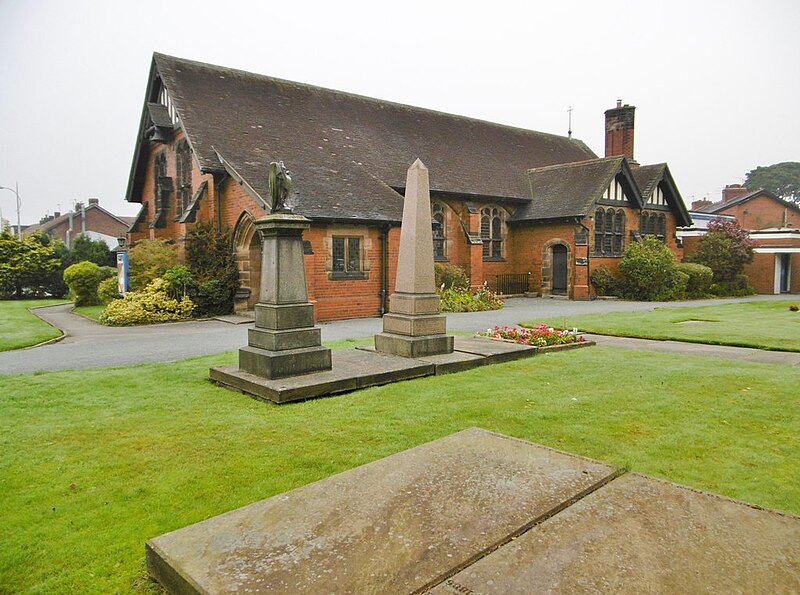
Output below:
[1,0,798,225]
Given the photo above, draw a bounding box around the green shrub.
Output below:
[434,263,469,290]
[100,278,194,326]
[677,262,714,298]
[710,274,756,297]
[618,236,686,301]
[0,230,61,298]
[63,261,103,306]
[163,265,197,299]
[589,266,621,297]
[686,218,755,282]
[185,223,239,316]
[128,240,178,291]
[439,286,503,312]
[97,277,121,304]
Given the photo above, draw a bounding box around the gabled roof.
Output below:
[127,53,598,223]
[25,203,131,235]
[513,157,641,222]
[696,188,800,215]
[631,163,692,226]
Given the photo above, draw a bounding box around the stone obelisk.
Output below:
[375,159,454,358]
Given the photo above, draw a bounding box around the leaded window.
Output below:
[432,202,446,260]
[640,211,666,241]
[175,140,192,216]
[481,207,503,259]
[594,207,625,257]
[332,236,361,273]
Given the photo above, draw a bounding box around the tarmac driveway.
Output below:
[0,295,793,375]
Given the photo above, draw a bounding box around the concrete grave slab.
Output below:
[433,472,800,594]
[146,428,619,594]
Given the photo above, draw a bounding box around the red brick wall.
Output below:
[708,194,800,230]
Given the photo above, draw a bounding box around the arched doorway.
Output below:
[232,212,262,311]
[552,244,568,295]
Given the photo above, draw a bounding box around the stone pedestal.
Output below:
[375,160,454,358]
[216,214,331,382]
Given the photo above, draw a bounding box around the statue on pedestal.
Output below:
[268,161,292,214]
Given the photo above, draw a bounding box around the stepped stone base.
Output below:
[239,344,331,380]
[374,332,454,358]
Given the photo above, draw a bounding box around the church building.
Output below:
[126,53,691,321]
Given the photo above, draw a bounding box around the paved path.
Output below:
[1,295,796,374]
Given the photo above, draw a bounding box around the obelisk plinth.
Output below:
[375,159,454,358]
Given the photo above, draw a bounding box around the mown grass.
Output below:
[1,346,797,593]
[531,300,800,351]
[73,305,105,322]
[0,300,68,351]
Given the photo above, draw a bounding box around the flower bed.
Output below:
[477,324,586,347]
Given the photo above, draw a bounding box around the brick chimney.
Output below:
[605,100,637,165]
[722,184,749,202]
[88,198,99,206]
[691,199,713,210]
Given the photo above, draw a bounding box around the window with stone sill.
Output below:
[594,207,626,257]
[331,236,365,279]
[481,207,504,260]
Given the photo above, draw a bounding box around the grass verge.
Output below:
[531,300,800,351]
[73,305,105,322]
[0,346,797,592]
[0,300,69,351]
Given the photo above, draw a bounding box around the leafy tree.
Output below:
[185,222,239,315]
[618,236,687,301]
[127,239,178,291]
[744,162,800,204]
[686,218,754,282]
[0,231,61,298]
[63,261,103,306]
[64,234,115,267]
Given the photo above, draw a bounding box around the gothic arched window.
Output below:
[595,207,625,257]
[432,202,446,260]
[481,207,503,259]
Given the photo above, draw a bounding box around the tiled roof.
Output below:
[631,163,692,226]
[513,157,633,222]
[139,53,598,222]
[695,188,800,215]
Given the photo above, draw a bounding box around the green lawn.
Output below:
[1,347,797,593]
[0,300,68,351]
[531,300,800,351]
[73,304,105,322]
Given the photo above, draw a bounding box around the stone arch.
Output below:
[540,239,571,297]
[232,211,261,310]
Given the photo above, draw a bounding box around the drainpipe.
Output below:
[66,211,74,248]
[378,224,390,315]
[81,203,86,235]
[577,217,593,300]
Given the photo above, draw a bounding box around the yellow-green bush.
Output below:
[97,277,121,304]
[100,278,194,326]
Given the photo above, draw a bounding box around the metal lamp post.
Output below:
[0,183,22,239]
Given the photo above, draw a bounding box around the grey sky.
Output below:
[1,0,798,225]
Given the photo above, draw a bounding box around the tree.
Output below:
[687,218,754,282]
[185,222,239,315]
[618,236,687,301]
[744,162,800,205]
[64,234,115,267]
[0,231,61,298]
[127,239,178,291]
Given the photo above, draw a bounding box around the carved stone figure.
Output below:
[268,161,292,214]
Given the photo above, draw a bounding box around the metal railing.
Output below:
[493,273,531,295]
